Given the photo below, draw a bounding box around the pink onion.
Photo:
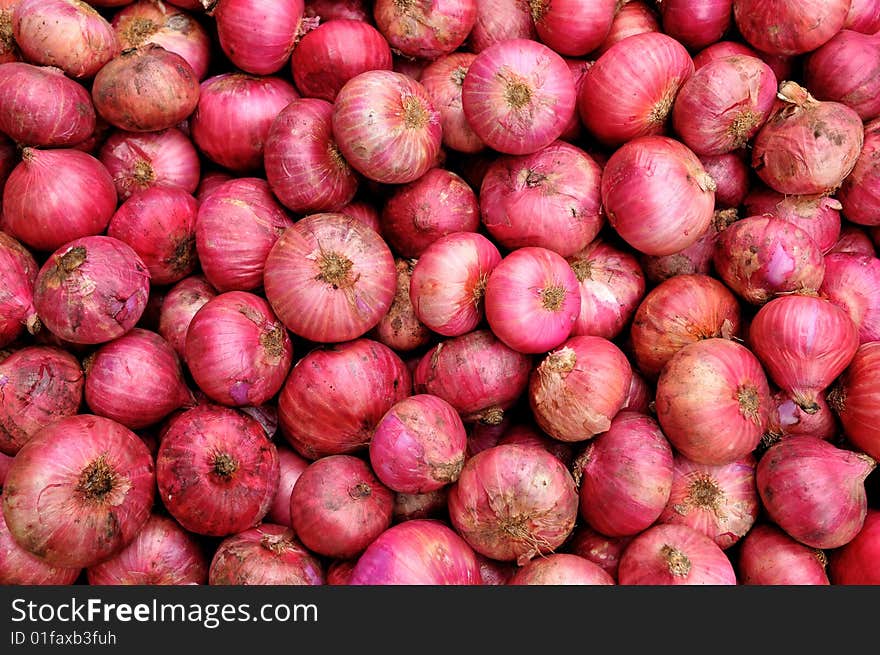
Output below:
[373,0,476,60]
[733,0,851,55]
[699,152,751,209]
[833,341,880,461]
[209,524,324,585]
[0,232,39,347]
[594,0,661,56]
[212,0,304,75]
[372,258,432,353]
[157,274,216,362]
[566,526,632,581]
[420,52,485,154]
[2,414,154,568]
[530,0,616,57]
[266,444,309,527]
[508,553,615,585]
[477,554,515,585]
[757,435,875,549]
[738,523,830,585]
[836,117,880,226]
[692,40,758,69]
[769,389,838,442]
[462,38,576,155]
[339,200,381,234]
[805,30,880,121]
[468,0,535,52]
[820,252,880,343]
[743,188,843,253]
[157,404,279,536]
[829,509,880,584]
[831,225,877,255]
[845,0,880,32]
[659,0,733,51]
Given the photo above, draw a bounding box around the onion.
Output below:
[594,0,661,56]
[413,329,532,426]
[195,178,293,293]
[340,200,381,234]
[372,258,432,353]
[751,81,864,196]
[326,559,356,585]
[212,0,304,75]
[820,252,880,343]
[756,435,875,549]
[12,0,118,78]
[278,338,411,459]
[836,117,880,227]
[2,414,154,568]
[699,152,750,209]
[157,274,216,362]
[290,454,394,558]
[86,514,207,585]
[332,70,441,185]
[484,246,581,354]
[658,0,733,51]
[630,273,742,379]
[738,523,830,585]
[468,0,536,53]
[805,30,880,121]
[530,0,616,57]
[622,370,652,415]
[34,236,151,345]
[98,128,200,200]
[578,32,694,147]
[349,519,481,585]
[829,509,880,584]
[566,526,631,581]
[497,423,575,467]
[0,0,20,64]
[844,0,880,32]
[477,554,515,585]
[447,443,579,564]
[617,523,737,585]
[692,40,758,69]
[185,291,293,407]
[111,0,211,80]
[508,553,615,585]
[574,411,674,537]
[748,294,859,414]
[0,346,83,456]
[0,509,81,585]
[566,239,645,339]
[0,232,39,347]
[209,524,323,585]
[769,388,838,442]
[833,341,880,460]
[266,445,309,527]
[831,225,877,255]
[305,0,369,22]
[743,188,843,253]
[479,141,603,257]
[468,416,512,454]
[373,0,476,60]
[733,0,851,55]
[157,404,279,537]
[461,38,576,155]
[420,52,485,154]
[91,43,199,131]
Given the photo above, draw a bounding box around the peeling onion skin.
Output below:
[836,117,880,227]
[738,523,830,585]
[508,553,615,585]
[209,524,324,586]
[733,0,851,56]
[768,389,838,442]
[0,510,82,585]
[833,341,880,461]
[829,509,880,584]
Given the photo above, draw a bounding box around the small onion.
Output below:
[0,511,81,585]
[266,445,309,527]
[829,509,880,584]
[0,232,39,347]
[468,0,536,53]
[339,200,382,234]
[804,30,880,121]
[833,341,880,461]
[658,0,734,51]
[157,274,216,362]
[733,0,851,55]
[743,187,843,253]
[566,526,632,581]
[508,554,615,585]
[372,258,432,353]
[209,524,324,585]
[326,560,356,586]
[836,117,880,227]
[212,0,304,76]
[820,252,880,343]
[738,523,830,585]
[699,152,751,209]
[420,52,485,154]
[530,0,616,57]
[373,0,476,60]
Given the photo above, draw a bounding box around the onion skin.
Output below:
[420,52,485,154]
[209,524,324,585]
[575,411,674,537]
[833,341,880,461]
[508,554,615,585]
[0,511,81,585]
[157,274,216,362]
[829,509,880,584]
[700,152,751,209]
[594,1,661,56]
[530,0,616,57]
[733,0,851,55]
[820,252,880,343]
[836,117,880,227]
[756,435,875,549]
[157,404,280,537]
[566,526,631,581]
[738,523,830,585]
[212,0,304,76]
[86,514,207,585]
[805,30,880,121]
[266,444,309,527]
[372,258,432,353]
[373,0,476,60]
[0,232,39,347]
[743,188,842,254]
[617,523,737,585]
[2,414,155,568]
[468,0,536,53]
[659,0,734,51]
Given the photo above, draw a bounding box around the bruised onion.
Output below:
[0,511,81,585]
[820,252,880,343]
[836,117,880,227]
[212,0,304,76]
[372,258,431,353]
[420,52,484,154]
[209,524,323,585]
[829,509,880,584]
[157,274,216,362]
[266,445,309,527]
[738,523,830,585]
[0,232,39,347]
[530,0,616,57]
[743,188,842,253]
[733,0,850,55]
[833,341,880,461]
[508,554,615,585]
[373,0,476,60]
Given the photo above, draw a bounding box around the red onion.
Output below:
[831,225,877,255]
[380,167,479,258]
[748,294,859,414]
[373,0,476,60]
[845,0,880,32]
[836,117,880,226]
[530,0,616,57]
[833,341,880,460]
[829,509,880,584]
[714,215,826,305]
[497,423,575,467]
[738,523,830,585]
[111,0,211,80]
[0,0,20,64]
[601,136,715,257]
[508,553,615,585]
[0,232,39,347]
[476,554,515,585]
[733,0,851,55]
[86,514,207,585]
[372,258,431,353]
[393,488,449,523]
[743,188,843,253]
[2,414,154,568]
[659,0,733,51]
[305,0,369,21]
[420,52,485,154]
[447,443,579,564]
[209,524,323,585]
[751,81,864,196]
[212,0,304,75]
[479,141,603,256]
[266,445,309,527]
[157,404,279,536]
[107,186,198,286]
[0,346,83,456]
[326,559,356,585]
[332,70,441,185]
[594,0,661,56]
[575,411,674,536]
[820,252,880,343]
[530,335,632,443]
[350,519,481,585]
[0,509,81,585]
[278,338,411,459]
[770,389,838,442]
[699,152,750,209]
[33,236,151,345]
[98,128,200,200]
[291,19,391,102]
[622,370,652,414]
[12,0,118,78]
[340,200,381,234]
[290,454,393,558]
[468,0,535,52]
[92,44,199,132]
[196,178,293,293]
[185,291,292,407]
[413,330,532,426]
[484,246,581,354]
[805,30,880,121]
[579,32,693,147]
[566,526,631,581]
[692,40,758,69]
[617,523,737,585]
[757,435,875,549]
[157,274,216,362]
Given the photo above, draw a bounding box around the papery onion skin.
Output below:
[86,514,207,585]
[212,0,304,76]
[372,258,432,353]
[209,524,324,585]
[804,30,880,121]
[617,523,737,585]
[157,404,280,537]
[566,526,632,581]
[508,553,615,585]
[733,0,851,55]
[743,188,842,254]
[756,435,875,549]
[0,232,39,347]
[820,252,880,343]
[2,414,155,568]
[530,0,616,57]
[447,444,579,564]
[278,338,412,459]
[0,510,81,585]
[829,509,880,584]
[468,0,536,53]
[594,0,661,56]
[0,346,84,456]
[373,0,477,60]
[659,0,734,51]
[836,117,880,227]
[349,519,482,585]
[833,341,880,461]
[699,152,751,209]
[420,52,485,154]
[157,274,216,362]
[266,445,309,527]
[738,523,830,585]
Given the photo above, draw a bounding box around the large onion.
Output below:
[733,0,851,55]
